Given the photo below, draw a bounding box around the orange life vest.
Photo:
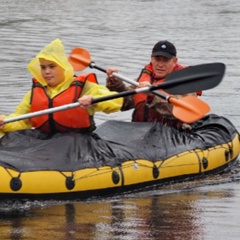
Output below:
[134,63,202,106]
[30,73,98,134]
[132,63,202,124]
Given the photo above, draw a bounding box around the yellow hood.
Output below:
[27,38,74,87]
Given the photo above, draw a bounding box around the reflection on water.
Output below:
[0,0,240,239]
[0,171,240,239]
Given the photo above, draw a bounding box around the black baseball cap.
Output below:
[151,40,177,59]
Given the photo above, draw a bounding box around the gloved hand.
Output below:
[106,68,128,92]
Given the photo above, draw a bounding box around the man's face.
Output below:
[151,56,178,79]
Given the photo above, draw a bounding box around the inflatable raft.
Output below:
[0,114,239,201]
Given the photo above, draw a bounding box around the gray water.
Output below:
[0,0,240,239]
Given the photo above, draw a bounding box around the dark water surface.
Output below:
[0,0,240,239]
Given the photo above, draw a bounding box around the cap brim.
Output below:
[151,51,174,59]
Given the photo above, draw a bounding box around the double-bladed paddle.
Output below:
[3,82,208,124]
[68,47,225,94]
[2,48,225,125]
[68,47,226,123]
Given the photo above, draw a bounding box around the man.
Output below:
[106,40,201,129]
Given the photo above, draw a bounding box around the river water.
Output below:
[0,0,240,239]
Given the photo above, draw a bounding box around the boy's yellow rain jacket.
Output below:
[0,39,123,135]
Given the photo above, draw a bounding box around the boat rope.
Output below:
[4,168,21,178]
[72,168,118,182]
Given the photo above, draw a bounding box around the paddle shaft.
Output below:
[89,62,170,100]
[3,84,169,124]
[90,62,138,86]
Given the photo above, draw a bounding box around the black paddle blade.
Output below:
[158,62,226,94]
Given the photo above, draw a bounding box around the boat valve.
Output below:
[10,177,22,191]
[112,171,120,184]
[152,165,159,179]
[66,176,75,190]
[202,157,208,169]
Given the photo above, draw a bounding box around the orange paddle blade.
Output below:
[170,96,210,123]
[68,48,91,71]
